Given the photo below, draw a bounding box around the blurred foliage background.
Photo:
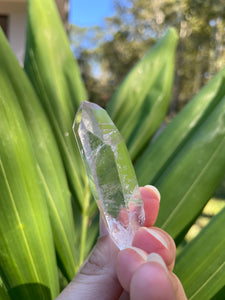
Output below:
[70,0,225,114]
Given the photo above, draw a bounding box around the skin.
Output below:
[56,186,187,300]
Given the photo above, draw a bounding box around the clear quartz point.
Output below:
[73,101,145,249]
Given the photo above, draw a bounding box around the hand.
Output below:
[56,186,187,300]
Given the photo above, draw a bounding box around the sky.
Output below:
[69,0,114,27]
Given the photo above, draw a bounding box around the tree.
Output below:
[70,0,225,113]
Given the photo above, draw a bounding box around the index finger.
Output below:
[140,185,160,227]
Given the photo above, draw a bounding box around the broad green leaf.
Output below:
[107,28,178,161]
[155,82,225,241]
[0,289,10,300]
[0,83,58,299]
[135,71,225,242]
[0,279,10,300]
[24,0,88,207]
[72,199,99,267]
[136,68,225,184]
[9,284,51,300]
[0,30,77,281]
[175,207,225,299]
[24,0,97,267]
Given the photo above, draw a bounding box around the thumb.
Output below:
[56,221,123,300]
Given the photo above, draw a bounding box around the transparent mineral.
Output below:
[73,101,145,249]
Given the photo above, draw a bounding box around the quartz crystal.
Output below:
[73,101,145,249]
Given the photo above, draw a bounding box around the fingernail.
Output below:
[126,247,148,261]
[144,228,168,249]
[144,185,161,202]
[147,253,168,272]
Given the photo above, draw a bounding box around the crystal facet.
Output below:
[73,101,145,249]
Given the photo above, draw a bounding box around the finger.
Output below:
[116,247,147,291]
[130,253,176,300]
[119,291,130,300]
[170,273,187,300]
[140,185,160,227]
[132,227,176,271]
[117,185,160,229]
[56,234,122,300]
[117,249,187,299]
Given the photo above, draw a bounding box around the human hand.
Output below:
[56,186,187,300]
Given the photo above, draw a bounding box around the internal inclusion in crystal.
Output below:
[73,101,145,249]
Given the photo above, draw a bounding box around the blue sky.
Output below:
[69,0,114,27]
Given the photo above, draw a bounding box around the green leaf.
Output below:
[107,28,178,161]
[135,71,225,242]
[9,284,51,300]
[157,82,225,241]
[136,68,225,185]
[0,289,10,300]
[0,30,77,281]
[174,207,225,299]
[24,0,97,267]
[24,0,88,207]
[72,200,99,266]
[0,279,10,300]
[0,75,59,299]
